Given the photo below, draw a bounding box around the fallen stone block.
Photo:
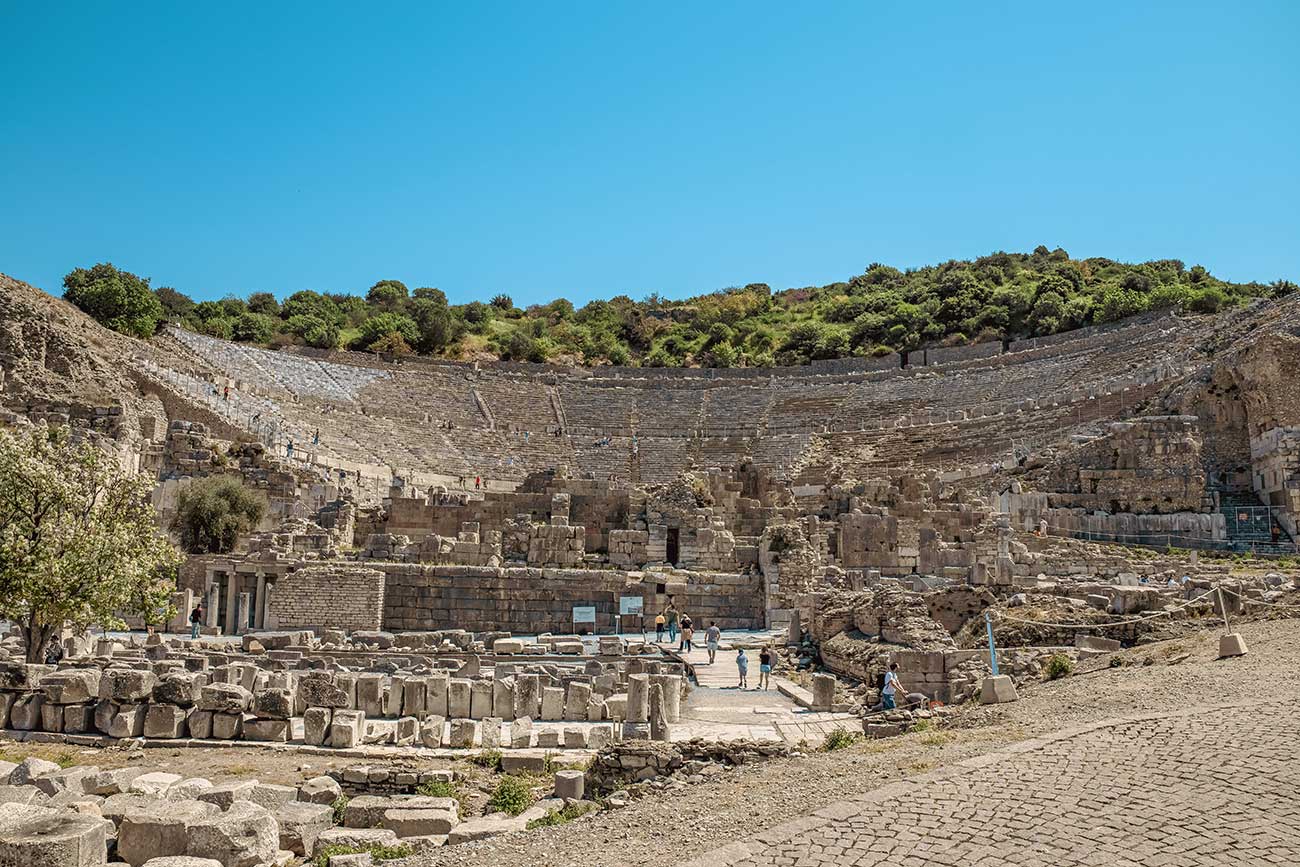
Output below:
[381,807,459,837]
[8,756,60,786]
[312,828,399,858]
[197,781,257,810]
[185,801,279,867]
[40,669,101,705]
[296,776,341,806]
[274,801,333,856]
[0,804,107,867]
[329,710,365,749]
[102,669,156,703]
[144,704,189,739]
[0,784,49,806]
[118,800,219,866]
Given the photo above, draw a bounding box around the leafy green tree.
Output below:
[155,285,196,321]
[413,287,448,304]
[357,312,419,348]
[410,298,455,354]
[366,280,409,309]
[247,292,280,316]
[286,315,340,349]
[0,425,181,661]
[459,301,492,334]
[369,332,415,355]
[233,312,277,343]
[173,476,267,555]
[490,294,514,310]
[283,290,342,324]
[62,263,164,338]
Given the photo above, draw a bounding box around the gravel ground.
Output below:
[413,615,1300,867]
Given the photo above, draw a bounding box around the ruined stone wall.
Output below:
[267,565,386,632]
[377,564,764,633]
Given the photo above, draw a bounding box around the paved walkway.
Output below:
[683,702,1300,867]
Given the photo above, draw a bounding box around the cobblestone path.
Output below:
[685,703,1300,867]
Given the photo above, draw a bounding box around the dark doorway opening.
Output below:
[666,528,680,565]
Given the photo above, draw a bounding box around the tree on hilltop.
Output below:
[63,262,165,338]
[0,425,182,662]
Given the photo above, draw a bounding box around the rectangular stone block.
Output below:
[447,679,471,719]
[469,681,493,720]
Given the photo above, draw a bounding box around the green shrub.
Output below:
[822,726,860,751]
[330,795,349,826]
[415,778,467,817]
[1045,653,1075,680]
[487,774,535,816]
[173,476,267,554]
[468,749,503,771]
[525,801,597,830]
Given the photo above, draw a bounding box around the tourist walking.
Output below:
[736,648,749,689]
[189,604,204,639]
[882,662,905,710]
[680,615,694,652]
[655,611,666,643]
[705,621,721,664]
[665,603,680,645]
[758,645,774,690]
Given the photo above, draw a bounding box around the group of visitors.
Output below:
[735,644,777,690]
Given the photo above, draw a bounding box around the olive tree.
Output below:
[0,425,181,662]
[174,475,266,554]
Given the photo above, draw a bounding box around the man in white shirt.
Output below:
[882,662,905,710]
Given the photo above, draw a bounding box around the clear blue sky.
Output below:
[1,1,1296,306]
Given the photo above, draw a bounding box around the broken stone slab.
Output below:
[274,801,333,856]
[101,794,158,828]
[129,773,183,798]
[196,684,253,714]
[168,779,213,800]
[0,804,108,867]
[117,800,220,866]
[419,715,445,748]
[7,756,61,786]
[86,767,143,796]
[150,673,200,707]
[553,770,584,801]
[508,716,533,748]
[41,669,102,704]
[244,719,289,742]
[0,785,49,806]
[303,707,332,746]
[141,856,224,867]
[296,776,341,806]
[32,767,96,798]
[447,718,477,748]
[381,807,459,837]
[312,828,399,858]
[197,781,257,810]
[253,689,293,720]
[185,801,279,867]
[246,783,296,812]
[298,674,349,709]
[329,710,366,749]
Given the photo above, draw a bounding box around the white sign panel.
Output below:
[619,596,644,616]
[572,605,597,623]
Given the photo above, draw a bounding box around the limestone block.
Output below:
[383,676,405,718]
[426,674,449,717]
[0,804,107,867]
[144,704,189,739]
[40,669,101,704]
[605,694,627,722]
[1075,635,1122,652]
[499,754,545,775]
[355,675,384,718]
[811,674,836,712]
[101,794,158,828]
[32,767,94,798]
[275,801,333,856]
[1219,633,1249,657]
[587,724,615,750]
[448,718,477,748]
[419,715,445,748]
[243,719,289,742]
[469,680,493,720]
[400,679,427,718]
[978,675,1019,705]
[185,801,279,867]
[535,730,561,748]
[539,687,564,721]
[513,674,540,719]
[491,677,515,722]
[381,807,459,837]
[86,767,143,796]
[118,800,219,866]
[493,638,524,654]
[247,783,295,812]
[650,674,681,723]
[40,701,64,733]
[394,716,418,746]
[563,683,591,721]
[553,770,584,800]
[447,679,471,719]
[329,710,366,748]
[141,859,223,867]
[8,756,60,786]
[152,674,201,707]
[129,773,182,798]
[197,781,256,810]
[188,711,214,740]
[303,708,332,746]
[253,689,293,720]
[296,776,341,806]
[103,702,147,738]
[562,727,588,749]
[10,694,44,730]
[298,676,349,710]
[312,828,399,859]
[648,683,669,742]
[169,779,213,800]
[197,685,253,714]
[0,785,49,806]
[508,716,533,748]
[62,704,94,734]
[626,675,650,723]
[211,712,245,740]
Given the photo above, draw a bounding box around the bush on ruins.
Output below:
[62,262,165,338]
[174,476,267,554]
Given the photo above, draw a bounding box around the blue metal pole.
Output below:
[985,612,999,676]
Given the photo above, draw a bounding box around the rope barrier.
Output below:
[992,587,1218,630]
[1217,586,1300,611]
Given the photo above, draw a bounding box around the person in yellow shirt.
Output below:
[655,612,666,643]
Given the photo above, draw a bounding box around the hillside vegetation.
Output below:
[61,248,1294,368]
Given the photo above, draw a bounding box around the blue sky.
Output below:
[1,1,1296,305]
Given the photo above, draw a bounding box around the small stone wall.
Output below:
[585,738,792,794]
